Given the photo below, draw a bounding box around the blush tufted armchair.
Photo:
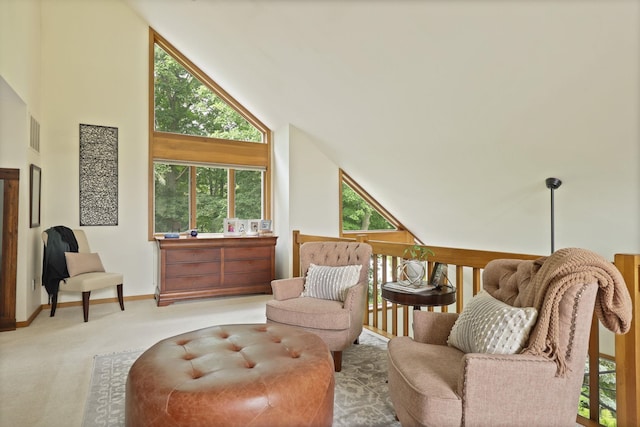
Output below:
[266,241,372,372]
[387,248,632,427]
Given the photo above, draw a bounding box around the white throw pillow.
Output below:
[303,263,362,302]
[447,290,538,354]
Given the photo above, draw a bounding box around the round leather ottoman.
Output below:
[125,324,335,427]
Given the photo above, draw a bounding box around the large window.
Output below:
[149,29,271,237]
[154,164,263,233]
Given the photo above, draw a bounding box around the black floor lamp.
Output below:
[545,177,562,253]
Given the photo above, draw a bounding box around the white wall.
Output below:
[272,124,291,278]
[337,2,640,261]
[289,126,340,237]
[37,0,153,305]
[0,0,44,321]
[0,0,41,113]
[273,125,342,278]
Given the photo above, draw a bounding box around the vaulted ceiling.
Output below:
[124,0,639,252]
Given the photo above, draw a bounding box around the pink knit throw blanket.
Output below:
[484,248,632,376]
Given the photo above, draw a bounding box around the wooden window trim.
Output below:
[148,28,272,239]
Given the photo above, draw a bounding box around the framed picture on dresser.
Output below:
[223,218,240,236]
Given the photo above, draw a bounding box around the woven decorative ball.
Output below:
[397,260,425,285]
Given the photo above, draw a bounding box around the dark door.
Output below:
[0,168,19,331]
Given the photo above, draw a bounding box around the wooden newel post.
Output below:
[614,253,639,427]
[292,230,301,277]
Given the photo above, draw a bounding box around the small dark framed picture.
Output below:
[30,164,41,228]
[429,262,448,287]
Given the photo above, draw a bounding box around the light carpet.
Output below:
[82,329,400,427]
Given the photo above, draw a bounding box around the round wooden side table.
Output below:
[381,282,456,310]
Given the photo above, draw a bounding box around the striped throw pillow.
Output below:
[303,263,362,302]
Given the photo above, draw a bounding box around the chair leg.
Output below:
[82,291,91,322]
[117,284,125,311]
[332,351,342,372]
[50,293,58,317]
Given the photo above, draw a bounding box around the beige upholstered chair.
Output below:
[42,229,124,322]
[387,248,632,427]
[266,241,372,372]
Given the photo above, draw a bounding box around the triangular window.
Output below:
[340,170,397,232]
[154,44,262,143]
[342,181,395,231]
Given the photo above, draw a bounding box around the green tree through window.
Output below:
[154,45,261,142]
[234,170,262,219]
[195,167,228,233]
[154,164,189,232]
[342,182,394,231]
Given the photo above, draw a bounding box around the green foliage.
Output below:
[234,170,262,219]
[154,164,189,232]
[403,244,434,261]
[342,183,394,231]
[154,45,261,142]
[195,167,228,233]
[579,357,618,426]
[155,164,264,233]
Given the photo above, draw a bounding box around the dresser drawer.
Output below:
[223,270,272,287]
[166,248,220,264]
[165,275,221,291]
[225,246,272,260]
[165,261,221,278]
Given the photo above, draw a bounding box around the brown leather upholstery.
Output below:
[125,324,335,427]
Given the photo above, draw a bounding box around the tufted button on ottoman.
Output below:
[125,324,335,427]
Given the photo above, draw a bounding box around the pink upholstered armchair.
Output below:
[387,248,632,427]
[266,241,372,372]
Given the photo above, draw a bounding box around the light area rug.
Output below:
[82,328,400,427]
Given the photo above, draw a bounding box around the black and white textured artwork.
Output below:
[79,124,118,226]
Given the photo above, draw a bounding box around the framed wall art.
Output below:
[79,124,118,226]
[29,164,41,228]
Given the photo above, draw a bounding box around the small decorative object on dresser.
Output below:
[259,219,273,235]
[223,218,239,236]
[247,219,260,236]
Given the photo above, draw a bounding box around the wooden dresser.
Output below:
[155,234,277,306]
